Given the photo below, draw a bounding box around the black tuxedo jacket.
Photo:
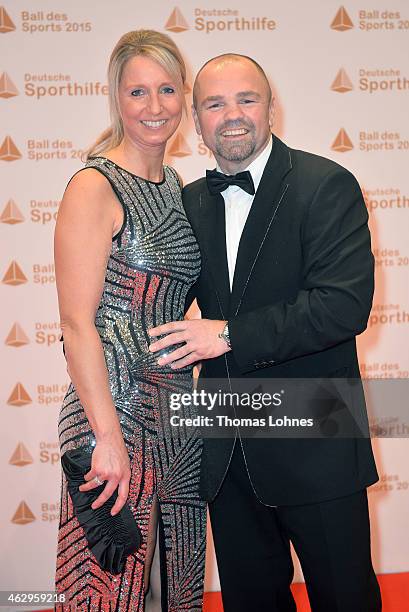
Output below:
[183,135,378,506]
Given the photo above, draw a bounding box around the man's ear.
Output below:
[191,104,202,135]
[268,96,275,130]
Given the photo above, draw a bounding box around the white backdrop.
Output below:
[1,0,408,598]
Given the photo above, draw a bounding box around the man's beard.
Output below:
[214,121,256,163]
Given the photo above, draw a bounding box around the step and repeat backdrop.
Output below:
[1,0,408,597]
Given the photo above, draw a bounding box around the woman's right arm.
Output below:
[55,169,129,516]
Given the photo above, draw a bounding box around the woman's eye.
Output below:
[131,89,144,97]
[161,86,175,94]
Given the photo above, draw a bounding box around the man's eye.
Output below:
[131,89,144,97]
[240,99,254,104]
[208,103,222,110]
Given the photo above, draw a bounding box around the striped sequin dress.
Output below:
[55,158,206,611]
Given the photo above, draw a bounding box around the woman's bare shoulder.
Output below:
[64,166,112,200]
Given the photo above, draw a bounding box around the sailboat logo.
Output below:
[0,7,16,33]
[2,261,28,285]
[11,501,36,524]
[331,6,354,31]
[0,136,22,161]
[165,7,189,33]
[331,68,353,93]
[7,383,32,406]
[331,128,354,152]
[9,443,34,467]
[0,72,18,98]
[0,199,24,224]
[168,133,192,157]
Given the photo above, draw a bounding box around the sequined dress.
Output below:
[55,158,206,611]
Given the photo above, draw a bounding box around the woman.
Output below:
[54,30,206,611]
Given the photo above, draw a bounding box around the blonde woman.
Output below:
[54,30,206,610]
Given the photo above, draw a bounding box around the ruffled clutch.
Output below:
[61,448,141,574]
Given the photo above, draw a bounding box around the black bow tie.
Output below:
[206,169,255,196]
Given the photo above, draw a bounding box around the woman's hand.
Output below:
[79,432,131,516]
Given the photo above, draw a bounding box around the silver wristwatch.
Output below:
[218,322,231,349]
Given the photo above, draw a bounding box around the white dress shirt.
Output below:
[219,138,273,289]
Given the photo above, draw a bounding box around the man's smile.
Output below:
[220,127,249,138]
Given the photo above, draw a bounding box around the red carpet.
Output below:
[203,572,409,611]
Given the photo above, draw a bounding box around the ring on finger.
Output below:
[94,475,104,486]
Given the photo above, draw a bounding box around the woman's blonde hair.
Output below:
[87,30,186,158]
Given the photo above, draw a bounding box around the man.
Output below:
[149,54,381,611]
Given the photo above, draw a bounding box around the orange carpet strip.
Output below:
[203,572,409,611]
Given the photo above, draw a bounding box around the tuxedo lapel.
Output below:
[229,136,293,316]
[198,190,231,319]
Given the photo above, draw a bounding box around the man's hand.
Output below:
[149,319,230,369]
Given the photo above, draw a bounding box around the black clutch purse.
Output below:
[61,448,141,575]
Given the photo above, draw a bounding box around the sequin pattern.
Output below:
[56,158,206,611]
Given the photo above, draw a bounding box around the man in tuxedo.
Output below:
[149,54,381,611]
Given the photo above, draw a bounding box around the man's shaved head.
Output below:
[191,53,274,173]
[193,53,272,109]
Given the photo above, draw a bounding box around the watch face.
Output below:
[223,324,231,347]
